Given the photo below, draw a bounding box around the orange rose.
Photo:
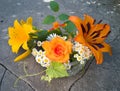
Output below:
[42,37,72,63]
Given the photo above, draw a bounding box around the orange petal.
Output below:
[100,24,110,38]
[87,44,103,64]
[100,42,112,55]
[87,24,110,43]
[74,33,86,45]
[84,14,95,25]
[42,41,51,53]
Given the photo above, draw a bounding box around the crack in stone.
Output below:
[68,59,94,91]
[0,69,6,91]
[0,63,36,91]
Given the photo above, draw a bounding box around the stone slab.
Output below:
[0,70,34,91]
[70,62,120,91]
[0,65,6,89]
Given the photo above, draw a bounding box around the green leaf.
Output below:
[58,13,69,21]
[42,15,56,24]
[36,30,48,41]
[50,1,59,12]
[27,39,36,50]
[45,62,69,81]
[47,29,62,36]
[63,21,76,37]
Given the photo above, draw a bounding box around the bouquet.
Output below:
[8,1,112,82]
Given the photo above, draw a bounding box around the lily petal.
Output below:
[14,50,31,62]
[27,17,33,25]
[87,44,103,64]
[99,42,112,55]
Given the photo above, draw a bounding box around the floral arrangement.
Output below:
[8,1,112,82]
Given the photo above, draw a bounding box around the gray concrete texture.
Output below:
[0,0,120,91]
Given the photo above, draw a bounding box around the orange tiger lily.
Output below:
[69,14,112,64]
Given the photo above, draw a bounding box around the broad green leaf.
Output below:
[64,21,76,32]
[42,15,56,24]
[27,39,36,50]
[58,13,69,21]
[46,62,68,80]
[63,21,76,37]
[37,30,48,41]
[50,1,59,12]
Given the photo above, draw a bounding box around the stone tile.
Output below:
[0,70,34,91]
[70,62,120,91]
[0,56,93,91]
[100,36,120,71]
[0,39,12,60]
[0,65,6,84]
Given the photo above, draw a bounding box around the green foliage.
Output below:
[63,21,76,37]
[36,30,48,41]
[50,1,59,12]
[42,62,69,82]
[32,26,38,30]
[48,28,62,36]
[42,15,56,24]
[27,39,36,50]
[58,13,69,21]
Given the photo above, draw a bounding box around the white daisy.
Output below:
[40,57,51,67]
[31,48,38,57]
[47,33,67,40]
[37,41,42,47]
[47,33,58,40]
[35,50,51,67]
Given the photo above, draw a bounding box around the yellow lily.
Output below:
[14,50,31,62]
[8,17,36,62]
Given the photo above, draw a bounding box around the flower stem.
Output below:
[14,70,46,87]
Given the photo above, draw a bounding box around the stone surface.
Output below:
[0,0,120,91]
[70,62,120,91]
[0,71,34,91]
[0,65,6,90]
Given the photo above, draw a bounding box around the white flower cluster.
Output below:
[32,41,51,67]
[73,41,92,64]
[46,33,67,40]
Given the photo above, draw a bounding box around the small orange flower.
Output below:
[42,37,72,63]
[69,14,112,64]
[49,21,66,31]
